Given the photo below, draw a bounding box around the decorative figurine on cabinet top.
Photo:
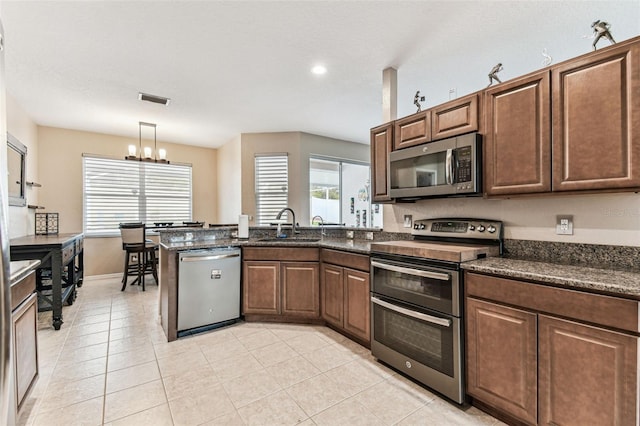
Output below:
[414,90,425,112]
[487,63,503,87]
[541,48,553,66]
[591,20,616,50]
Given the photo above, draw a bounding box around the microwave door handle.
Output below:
[445,148,454,185]
[371,261,450,281]
[371,296,452,327]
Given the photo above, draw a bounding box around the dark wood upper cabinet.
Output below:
[370,124,393,202]
[393,110,431,150]
[552,40,640,192]
[484,70,551,196]
[432,93,480,140]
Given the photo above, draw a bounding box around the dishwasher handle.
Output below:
[180,253,240,262]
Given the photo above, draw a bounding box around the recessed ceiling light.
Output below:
[311,65,327,75]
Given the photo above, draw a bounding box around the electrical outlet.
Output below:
[346,230,354,239]
[365,232,374,240]
[556,215,574,235]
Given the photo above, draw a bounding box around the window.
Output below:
[83,155,192,236]
[255,154,288,226]
[309,157,382,228]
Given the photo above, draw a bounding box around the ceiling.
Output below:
[1,1,639,148]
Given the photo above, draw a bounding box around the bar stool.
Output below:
[119,223,158,291]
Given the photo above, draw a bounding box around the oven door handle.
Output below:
[371,296,452,327]
[371,261,450,281]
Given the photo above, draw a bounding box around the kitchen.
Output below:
[1,1,640,426]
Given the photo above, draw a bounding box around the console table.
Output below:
[10,233,84,330]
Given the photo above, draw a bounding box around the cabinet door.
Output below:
[321,263,344,328]
[431,93,480,140]
[13,293,38,410]
[393,111,431,150]
[539,315,638,426]
[466,298,537,425]
[242,261,280,315]
[281,262,319,317]
[370,124,393,202]
[484,70,551,195]
[552,41,640,191]
[343,268,370,343]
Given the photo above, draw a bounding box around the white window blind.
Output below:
[83,156,192,236]
[255,154,288,226]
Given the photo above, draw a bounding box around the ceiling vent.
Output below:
[138,92,171,106]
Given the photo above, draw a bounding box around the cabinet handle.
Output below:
[371,261,450,281]
[371,296,451,327]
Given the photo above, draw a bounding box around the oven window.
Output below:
[372,261,454,315]
[373,302,455,377]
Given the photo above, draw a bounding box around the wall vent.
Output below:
[138,92,171,106]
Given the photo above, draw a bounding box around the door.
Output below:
[321,263,343,327]
[539,315,638,426]
[370,124,393,202]
[466,298,537,425]
[394,111,431,150]
[552,41,640,191]
[431,93,480,140]
[484,70,551,195]
[281,262,319,317]
[343,268,370,342]
[242,261,280,315]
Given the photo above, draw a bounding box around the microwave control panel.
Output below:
[455,146,472,183]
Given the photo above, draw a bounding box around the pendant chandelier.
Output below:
[126,121,169,163]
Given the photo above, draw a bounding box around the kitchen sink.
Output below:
[257,238,320,242]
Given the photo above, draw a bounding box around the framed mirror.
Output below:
[7,132,27,207]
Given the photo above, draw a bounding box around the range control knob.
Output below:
[487,225,496,233]
[477,225,486,232]
[469,225,476,231]
[414,224,419,230]
[419,223,426,230]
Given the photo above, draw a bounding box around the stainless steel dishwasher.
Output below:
[177,247,241,335]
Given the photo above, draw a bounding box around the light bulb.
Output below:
[128,145,137,156]
[144,147,152,158]
[158,148,167,160]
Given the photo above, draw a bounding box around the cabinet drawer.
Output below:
[62,245,75,265]
[393,111,431,150]
[11,272,36,312]
[431,93,480,140]
[466,272,640,333]
[243,247,319,262]
[321,249,369,272]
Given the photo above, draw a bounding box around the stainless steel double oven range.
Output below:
[370,218,503,404]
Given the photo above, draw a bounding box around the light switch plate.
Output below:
[346,230,354,239]
[403,215,413,228]
[556,215,574,235]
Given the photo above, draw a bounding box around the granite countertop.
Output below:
[463,257,640,298]
[10,259,41,286]
[160,237,373,254]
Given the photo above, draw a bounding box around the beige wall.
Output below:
[37,126,218,275]
[383,192,640,246]
[6,93,38,238]
[240,131,370,226]
[216,135,242,223]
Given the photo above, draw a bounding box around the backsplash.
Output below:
[504,239,640,271]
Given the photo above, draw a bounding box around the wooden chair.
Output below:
[119,223,158,291]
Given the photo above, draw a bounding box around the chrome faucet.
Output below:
[312,215,326,237]
[275,208,299,236]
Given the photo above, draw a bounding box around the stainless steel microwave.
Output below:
[389,133,482,199]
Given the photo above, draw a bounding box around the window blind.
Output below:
[83,156,192,236]
[255,154,288,226]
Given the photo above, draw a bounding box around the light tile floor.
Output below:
[18,274,504,426]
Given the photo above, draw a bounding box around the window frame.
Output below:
[254,153,289,226]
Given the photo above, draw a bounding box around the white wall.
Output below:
[6,93,37,238]
[216,135,242,224]
[383,192,640,246]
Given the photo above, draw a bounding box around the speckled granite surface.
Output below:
[160,237,373,254]
[463,257,640,298]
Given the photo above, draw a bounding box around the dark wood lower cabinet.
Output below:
[281,262,319,317]
[466,298,537,425]
[13,292,38,411]
[321,264,343,328]
[343,268,370,342]
[538,315,638,426]
[465,272,639,426]
[242,261,280,315]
